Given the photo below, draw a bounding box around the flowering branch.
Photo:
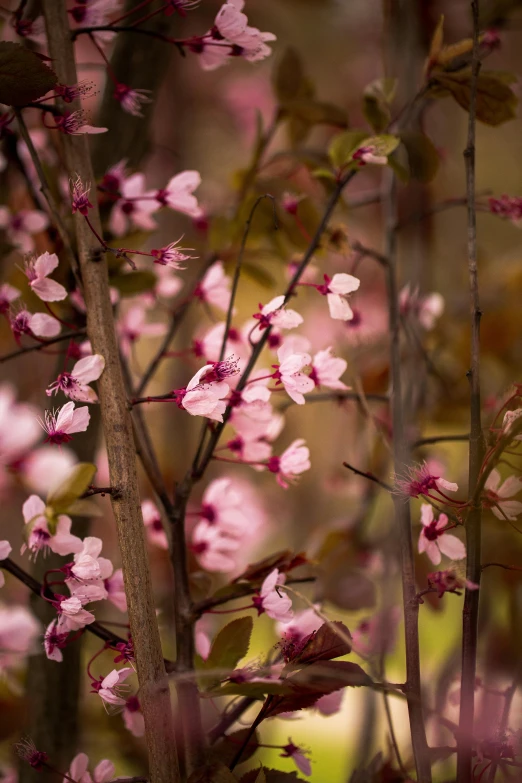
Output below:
[0,331,87,364]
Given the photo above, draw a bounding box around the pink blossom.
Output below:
[427,569,479,599]
[69,0,122,45]
[309,347,348,390]
[195,322,248,364]
[11,307,61,340]
[267,439,311,489]
[202,0,276,70]
[100,159,128,196]
[21,446,78,496]
[274,344,314,405]
[352,145,388,166]
[70,175,93,216]
[39,401,90,446]
[151,239,195,269]
[123,696,145,737]
[0,385,41,476]
[71,537,112,582]
[191,522,241,572]
[484,468,522,520]
[195,620,211,660]
[117,304,166,356]
[44,618,69,662]
[105,569,127,613]
[418,504,466,565]
[315,691,344,716]
[488,194,522,225]
[153,265,183,299]
[142,499,169,549]
[22,495,83,558]
[0,283,20,314]
[149,171,202,218]
[47,355,105,402]
[351,608,400,658]
[253,296,303,332]
[198,477,250,536]
[55,111,107,136]
[109,173,157,237]
[65,580,108,605]
[395,462,458,499]
[57,595,95,632]
[180,363,232,422]
[280,740,312,777]
[0,207,49,253]
[399,283,444,330]
[0,539,11,587]
[113,84,152,117]
[194,261,232,312]
[253,568,293,622]
[98,667,133,706]
[502,408,522,438]
[0,606,40,671]
[318,273,361,320]
[277,606,323,648]
[65,753,115,783]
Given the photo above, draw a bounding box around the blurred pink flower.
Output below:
[191,522,241,572]
[0,605,40,671]
[142,499,169,549]
[268,439,311,489]
[0,207,49,253]
[280,740,312,776]
[194,261,232,312]
[309,347,348,390]
[0,283,20,313]
[123,696,145,737]
[117,304,166,356]
[148,171,202,219]
[253,568,293,622]
[65,753,115,783]
[0,539,12,587]
[418,504,466,565]
[484,468,522,520]
[109,173,157,237]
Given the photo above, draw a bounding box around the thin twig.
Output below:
[343,462,393,492]
[412,434,470,449]
[0,331,86,364]
[457,5,484,782]
[278,390,389,411]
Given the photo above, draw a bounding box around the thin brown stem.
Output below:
[457,4,484,782]
[342,462,393,492]
[0,331,86,364]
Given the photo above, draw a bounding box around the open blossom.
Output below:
[44,618,69,662]
[105,569,127,613]
[0,283,21,313]
[396,462,458,499]
[179,362,235,422]
[55,111,107,136]
[148,171,202,218]
[56,595,95,632]
[267,439,311,489]
[0,207,49,253]
[113,84,152,117]
[194,321,248,364]
[142,499,169,549]
[109,173,157,237]
[0,385,41,483]
[23,252,67,302]
[351,608,400,658]
[0,540,11,587]
[191,521,241,572]
[200,0,276,70]
[0,605,40,671]
[194,261,232,312]
[117,304,166,356]
[253,568,293,622]
[123,696,145,737]
[274,344,314,405]
[11,307,61,340]
[22,495,82,558]
[97,667,133,706]
[197,477,251,536]
[65,753,115,783]
[484,468,522,520]
[70,175,93,216]
[309,347,348,390]
[418,504,466,565]
[47,355,105,402]
[352,145,388,166]
[316,273,361,320]
[280,741,312,777]
[151,239,195,269]
[71,537,112,582]
[39,402,90,446]
[253,296,303,332]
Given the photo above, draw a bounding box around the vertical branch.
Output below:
[384,172,432,783]
[41,5,180,783]
[457,3,484,781]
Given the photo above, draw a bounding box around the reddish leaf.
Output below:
[239,770,306,783]
[0,42,57,106]
[187,762,237,782]
[213,728,260,767]
[291,621,352,665]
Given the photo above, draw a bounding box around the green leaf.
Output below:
[203,617,253,686]
[188,762,237,783]
[110,270,157,296]
[47,463,97,513]
[312,168,336,181]
[273,48,305,103]
[292,621,352,665]
[65,498,104,517]
[362,78,397,133]
[0,42,57,106]
[360,134,401,158]
[399,131,440,183]
[431,68,518,126]
[328,130,371,169]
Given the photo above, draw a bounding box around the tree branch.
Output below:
[0,331,87,364]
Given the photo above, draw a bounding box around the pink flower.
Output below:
[44,618,69,662]
[253,296,303,332]
[149,171,202,218]
[123,696,145,737]
[488,194,522,225]
[105,569,127,613]
[351,608,400,658]
[317,273,361,320]
[0,283,20,314]
[39,401,90,446]
[0,207,49,253]
[0,606,40,671]
[22,495,83,558]
[309,347,348,390]
[46,355,105,402]
[399,283,444,331]
[10,307,61,340]
[274,345,314,405]
[195,321,249,364]
[70,175,93,216]
[71,537,112,581]
[484,468,522,520]
[113,84,152,117]
[151,239,195,269]
[418,504,466,565]
[203,0,276,69]
[277,606,323,648]
[55,111,107,136]
[194,261,232,312]
[117,304,166,356]
[315,691,344,716]
[280,740,312,777]
[180,364,232,422]
[253,568,293,622]
[142,499,169,549]
[21,446,77,496]
[396,462,458,499]
[0,385,41,476]
[98,667,133,706]
[352,145,388,166]
[267,439,311,489]
[0,539,12,587]
[191,522,241,572]
[109,173,157,237]
[427,569,479,599]
[65,753,115,783]
[57,595,95,632]
[153,265,183,299]
[197,477,250,536]
[69,0,122,45]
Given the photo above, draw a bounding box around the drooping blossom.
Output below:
[399,283,444,331]
[46,355,105,402]
[65,753,115,783]
[10,307,61,340]
[194,261,232,312]
[0,283,20,314]
[113,84,152,117]
[109,173,157,237]
[0,540,11,587]
[70,537,113,582]
[117,304,166,356]
[44,618,69,662]
[191,522,241,572]
[70,175,93,216]
[55,81,96,104]
[69,0,122,45]
[22,495,83,558]
[142,499,169,549]
[179,361,235,422]
[418,504,466,565]
[97,668,133,706]
[483,468,522,520]
[267,439,311,489]
[123,696,145,737]
[55,595,95,632]
[54,111,107,136]
[395,462,458,499]
[147,171,202,218]
[39,402,90,446]
[200,0,276,70]
[315,273,361,320]
[0,605,41,672]
[253,568,293,622]
[273,344,314,405]
[427,569,479,599]
[280,741,312,777]
[15,739,48,771]
[252,296,303,333]
[0,207,49,253]
[277,606,323,661]
[309,347,349,390]
[151,239,195,269]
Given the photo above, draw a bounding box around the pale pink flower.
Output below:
[194,261,232,312]
[274,344,314,405]
[418,504,466,565]
[71,537,112,582]
[310,347,349,390]
[117,304,166,356]
[100,159,128,195]
[195,620,211,660]
[351,608,400,658]
[318,273,361,320]
[113,84,152,117]
[203,0,276,69]
[153,265,183,299]
[44,618,68,662]
[21,446,77,496]
[195,322,248,364]
[148,171,202,218]
[315,690,344,716]
[55,111,107,136]
[57,596,95,632]
[399,283,444,331]
[151,239,195,269]
[0,283,20,314]
[123,696,145,737]
[395,462,458,499]
[105,569,127,613]
[198,477,250,536]
[47,354,105,402]
[226,431,273,465]
[109,173,157,237]
[502,408,522,439]
[0,605,40,671]
[69,0,122,45]
[267,439,311,489]
[484,468,522,520]
[280,740,312,777]
[0,540,11,587]
[142,499,169,549]
[191,522,241,572]
[352,145,388,166]
[0,385,41,474]
[253,568,293,622]
[98,667,133,706]
[39,401,90,446]
[65,580,108,605]
[0,208,49,253]
[65,753,115,783]
[11,308,61,339]
[180,364,231,422]
[253,296,303,332]
[22,495,83,558]
[277,606,323,649]
[427,569,479,599]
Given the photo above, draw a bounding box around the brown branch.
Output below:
[412,434,470,449]
[41,4,180,782]
[343,462,393,492]
[457,5,484,782]
[0,331,86,364]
